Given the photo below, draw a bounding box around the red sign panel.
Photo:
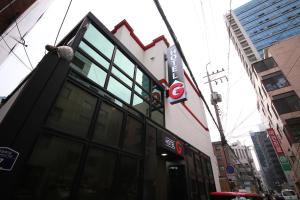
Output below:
[267,128,284,155]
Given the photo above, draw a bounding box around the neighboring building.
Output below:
[225,0,300,192]
[252,35,300,194]
[212,141,257,192]
[251,131,287,193]
[231,141,259,193]
[213,141,234,192]
[0,12,220,199]
[0,0,54,65]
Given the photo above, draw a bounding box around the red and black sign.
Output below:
[166,45,187,104]
[158,131,184,156]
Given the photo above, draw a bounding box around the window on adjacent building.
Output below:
[273,91,300,114]
[286,117,300,143]
[253,57,277,73]
[262,71,289,91]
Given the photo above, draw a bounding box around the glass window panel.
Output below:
[13,134,82,200]
[132,94,149,116]
[151,84,163,108]
[262,72,289,91]
[273,92,300,114]
[122,116,143,154]
[71,52,107,87]
[84,24,114,59]
[107,77,131,104]
[151,109,164,126]
[136,68,150,92]
[78,148,117,200]
[47,82,97,137]
[114,50,135,77]
[112,67,133,87]
[134,85,150,101]
[79,42,110,69]
[111,156,139,200]
[93,103,123,146]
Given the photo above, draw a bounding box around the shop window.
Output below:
[136,68,150,92]
[112,156,139,200]
[13,134,83,200]
[107,77,131,104]
[79,41,110,69]
[78,148,117,200]
[111,66,133,87]
[93,102,123,146]
[70,52,107,87]
[84,24,114,59]
[273,91,300,114]
[194,154,203,178]
[132,94,150,116]
[114,49,135,78]
[47,82,97,137]
[143,124,157,199]
[262,71,289,91]
[122,116,143,154]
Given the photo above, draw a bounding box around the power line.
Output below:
[54,0,73,46]
[224,0,233,132]
[153,0,221,133]
[0,35,32,71]
[9,0,33,69]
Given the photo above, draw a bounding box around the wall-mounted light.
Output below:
[161,153,168,157]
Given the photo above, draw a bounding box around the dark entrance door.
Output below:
[168,164,187,200]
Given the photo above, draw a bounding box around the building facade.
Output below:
[252,35,300,194]
[224,0,300,192]
[251,131,287,192]
[230,141,258,193]
[0,13,220,199]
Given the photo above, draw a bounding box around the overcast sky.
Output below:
[0,0,265,161]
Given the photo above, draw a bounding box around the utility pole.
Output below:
[204,63,227,146]
[204,63,234,190]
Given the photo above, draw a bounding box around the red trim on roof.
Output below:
[159,78,209,132]
[111,19,170,50]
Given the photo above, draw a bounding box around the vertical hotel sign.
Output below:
[267,128,291,171]
[166,45,187,104]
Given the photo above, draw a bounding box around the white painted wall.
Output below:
[113,23,221,191]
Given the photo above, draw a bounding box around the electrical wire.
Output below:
[53,0,73,46]
[0,35,32,71]
[224,0,233,133]
[9,0,33,69]
[152,0,221,134]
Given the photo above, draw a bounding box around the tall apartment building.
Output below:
[251,131,287,192]
[225,0,300,192]
[0,12,220,199]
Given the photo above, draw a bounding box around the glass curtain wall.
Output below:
[69,23,164,126]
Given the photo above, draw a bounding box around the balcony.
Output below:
[252,57,277,73]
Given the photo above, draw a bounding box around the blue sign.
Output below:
[0,147,19,171]
[226,165,235,174]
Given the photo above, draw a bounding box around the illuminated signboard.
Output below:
[166,45,187,104]
[158,131,184,156]
[267,128,284,155]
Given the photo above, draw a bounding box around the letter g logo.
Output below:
[169,81,185,99]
